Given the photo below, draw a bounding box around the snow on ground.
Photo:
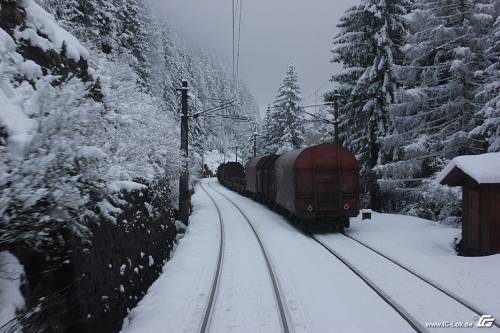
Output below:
[120,187,221,333]
[339,213,500,320]
[210,180,414,333]
[316,232,491,331]
[0,251,25,332]
[199,185,282,332]
[123,179,500,332]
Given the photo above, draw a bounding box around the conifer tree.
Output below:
[330,5,375,159]
[375,0,496,219]
[265,65,305,154]
[473,14,500,152]
[259,105,273,154]
[117,0,152,90]
[39,0,119,54]
[331,0,409,208]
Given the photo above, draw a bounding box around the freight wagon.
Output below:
[217,162,245,193]
[218,143,360,232]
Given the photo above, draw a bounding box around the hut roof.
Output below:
[438,153,500,186]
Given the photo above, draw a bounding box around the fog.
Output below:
[149,0,357,114]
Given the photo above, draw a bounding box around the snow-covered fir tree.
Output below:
[473,13,500,152]
[37,0,120,54]
[373,0,497,220]
[264,65,305,154]
[330,0,410,208]
[259,105,273,154]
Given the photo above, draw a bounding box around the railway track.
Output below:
[340,233,500,330]
[308,235,426,333]
[207,182,291,333]
[310,233,500,331]
[201,183,291,333]
[210,182,424,332]
[198,185,226,333]
[208,182,499,332]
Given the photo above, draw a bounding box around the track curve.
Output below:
[207,182,291,333]
[198,185,225,333]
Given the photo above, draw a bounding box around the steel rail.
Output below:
[309,235,427,333]
[198,185,226,333]
[211,181,498,331]
[208,182,291,333]
[342,233,500,329]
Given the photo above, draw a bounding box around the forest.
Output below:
[259,0,499,224]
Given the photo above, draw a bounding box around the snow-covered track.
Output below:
[207,182,291,333]
[309,236,426,333]
[342,233,500,329]
[198,185,226,333]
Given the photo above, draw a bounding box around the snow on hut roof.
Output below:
[437,152,500,185]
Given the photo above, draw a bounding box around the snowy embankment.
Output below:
[120,187,221,333]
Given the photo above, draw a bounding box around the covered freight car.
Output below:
[245,154,279,202]
[217,162,245,192]
[274,143,359,231]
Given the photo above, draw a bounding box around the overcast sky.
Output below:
[150,0,357,114]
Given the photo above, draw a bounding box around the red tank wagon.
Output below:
[274,143,359,230]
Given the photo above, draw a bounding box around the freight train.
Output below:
[217,143,359,231]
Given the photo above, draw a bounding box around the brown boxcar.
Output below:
[261,155,279,203]
[245,156,263,194]
[245,155,279,201]
[217,162,245,192]
[274,143,359,229]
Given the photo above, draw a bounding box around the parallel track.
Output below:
[208,182,291,333]
[198,185,225,333]
[311,232,500,331]
[212,182,499,332]
[308,236,426,333]
[340,233,500,329]
[212,181,421,332]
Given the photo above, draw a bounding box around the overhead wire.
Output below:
[230,0,243,117]
[192,100,237,117]
[232,0,235,99]
[236,0,243,98]
[303,79,332,103]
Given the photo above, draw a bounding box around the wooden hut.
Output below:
[438,153,500,256]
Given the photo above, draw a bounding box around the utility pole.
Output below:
[178,80,189,225]
[235,146,239,163]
